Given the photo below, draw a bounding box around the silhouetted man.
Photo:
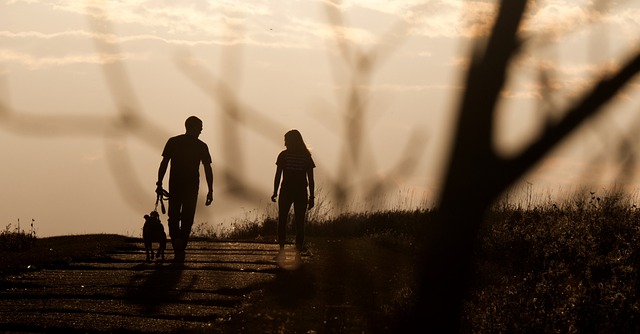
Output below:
[156,116,213,262]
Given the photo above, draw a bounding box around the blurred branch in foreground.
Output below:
[323,1,429,210]
[407,0,640,331]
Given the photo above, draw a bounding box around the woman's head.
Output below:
[284,129,310,155]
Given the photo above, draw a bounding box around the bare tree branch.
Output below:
[511,52,640,182]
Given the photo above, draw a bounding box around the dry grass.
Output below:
[463,192,640,332]
[0,221,37,252]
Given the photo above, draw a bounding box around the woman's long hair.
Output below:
[284,129,311,156]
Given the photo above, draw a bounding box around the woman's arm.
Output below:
[307,168,315,209]
[271,166,283,202]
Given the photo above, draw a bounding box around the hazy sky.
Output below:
[2,0,640,237]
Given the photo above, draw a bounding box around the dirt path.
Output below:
[0,240,290,333]
[0,238,415,333]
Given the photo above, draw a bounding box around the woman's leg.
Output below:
[277,192,294,250]
[293,191,309,250]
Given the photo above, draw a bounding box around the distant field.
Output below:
[0,234,132,275]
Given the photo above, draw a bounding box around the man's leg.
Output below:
[167,195,183,249]
[168,193,186,261]
[179,189,199,249]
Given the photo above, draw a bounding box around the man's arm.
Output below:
[204,162,214,206]
[156,156,170,194]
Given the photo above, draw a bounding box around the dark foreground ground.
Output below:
[0,235,417,333]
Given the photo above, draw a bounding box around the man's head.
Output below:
[185,116,203,137]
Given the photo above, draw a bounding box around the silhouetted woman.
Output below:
[271,129,315,254]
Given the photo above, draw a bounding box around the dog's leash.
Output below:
[155,189,169,214]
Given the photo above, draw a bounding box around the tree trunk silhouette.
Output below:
[407,1,640,332]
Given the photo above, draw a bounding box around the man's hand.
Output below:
[206,191,213,206]
[308,197,315,210]
[155,184,164,197]
[271,194,277,202]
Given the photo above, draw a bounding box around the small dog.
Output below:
[143,210,166,262]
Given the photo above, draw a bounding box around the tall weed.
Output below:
[0,219,37,252]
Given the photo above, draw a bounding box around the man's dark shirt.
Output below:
[162,134,212,191]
